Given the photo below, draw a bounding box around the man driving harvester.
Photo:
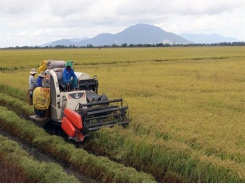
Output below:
[62,60,78,91]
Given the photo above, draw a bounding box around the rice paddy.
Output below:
[1,46,245,182]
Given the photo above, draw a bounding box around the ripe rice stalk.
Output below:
[90,126,245,182]
[1,47,245,182]
[0,107,156,183]
[32,135,62,157]
[0,92,33,116]
[0,135,79,183]
[0,84,26,101]
[20,121,47,142]
[0,107,23,136]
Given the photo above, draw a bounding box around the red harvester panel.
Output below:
[61,117,75,137]
[64,108,83,129]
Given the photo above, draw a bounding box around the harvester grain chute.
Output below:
[29,60,129,142]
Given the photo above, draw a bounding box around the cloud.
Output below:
[1,0,44,16]
[0,0,244,47]
[48,0,94,17]
[116,0,243,16]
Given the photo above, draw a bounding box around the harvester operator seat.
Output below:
[53,68,67,91]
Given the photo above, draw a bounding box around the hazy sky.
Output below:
[0,0,244,47]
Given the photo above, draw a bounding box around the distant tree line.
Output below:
[1,41,245,49]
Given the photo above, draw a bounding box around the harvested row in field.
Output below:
[0,127,95,183]
[0,105,156,183]
[0,134,79,183]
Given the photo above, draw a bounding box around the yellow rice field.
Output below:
[1,46,245,181]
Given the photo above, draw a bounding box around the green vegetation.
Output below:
[0,133,79,183]
[0,104,155,183]
[1,46,245,182]
[0,91,33,116]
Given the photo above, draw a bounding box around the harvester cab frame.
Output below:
[30,60,129,142]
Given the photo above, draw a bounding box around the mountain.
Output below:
[74,33,115,46]
[41,37,88,47]
[40,39,72,47]
[115,24,189,44]
[70,37,89,42]
[180,33,240,44]
[40,24,241,47]
[40,24,190,47]
[74,24,190,46]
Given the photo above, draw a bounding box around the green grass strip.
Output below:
[0,106,156,183]
[0,134,79,182]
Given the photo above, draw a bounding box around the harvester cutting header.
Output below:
[30,60,129,142]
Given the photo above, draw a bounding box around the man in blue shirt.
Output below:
[62,60,78,91]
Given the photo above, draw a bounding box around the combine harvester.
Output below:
[30,60,129,142]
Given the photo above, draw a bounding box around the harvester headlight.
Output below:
[93,75,97,79]
[62,96,67,108]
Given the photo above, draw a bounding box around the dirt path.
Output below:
[0,128,97,183]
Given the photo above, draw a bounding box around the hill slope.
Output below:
[74,24,190,46]
[40,24,241,47]
[41,24,190,47]
[180,33,240,44]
